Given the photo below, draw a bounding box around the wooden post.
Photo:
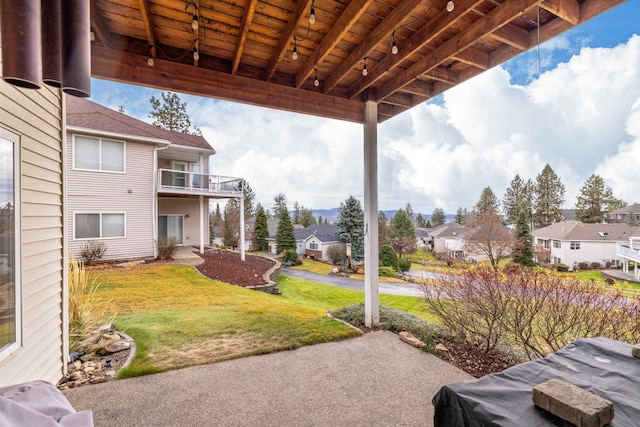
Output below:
[363,101,379,327]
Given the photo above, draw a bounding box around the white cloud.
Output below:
[91,35,640,215]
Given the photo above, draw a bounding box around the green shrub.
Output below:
[556,263,569,272]
[397,259,411,272]
[379,266,396,277]
[79,240,107,266]
[157,236,177,260]
[284,249,299,264]
[379,244,398,270]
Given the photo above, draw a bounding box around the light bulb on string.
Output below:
[309,0,316,24]
[446,1,454,12]
[147,56,154,66]
[362,62,368,77]
[192,14,199,30]
[292,45,298,60]
[193,48,199,61]
[392,41,398,55]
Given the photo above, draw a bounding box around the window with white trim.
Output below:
[75,213,125,239]
[74,135,125,172]
[310,242,318,250]
[570,241,580,250]
[553,240,561,249]
[0,129,19,360]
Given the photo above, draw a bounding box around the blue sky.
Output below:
[90,3,640,214]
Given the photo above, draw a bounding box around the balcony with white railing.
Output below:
[616,243,640,262]
[157,169,243,197]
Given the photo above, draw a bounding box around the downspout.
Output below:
[153,144,169,257]
[61,93,69,377]
[199,195,205,254]
[240,190,245,261]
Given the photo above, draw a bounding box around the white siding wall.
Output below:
[554,240,621,271]
[0,58,65,385]
[158,197,209,247]
[66,137,156,260]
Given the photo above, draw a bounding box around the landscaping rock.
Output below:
[399,331,425,348]
[97,340,131,356]
[532,379,614,427]
[632,344,640,359]
[435,343,449,352]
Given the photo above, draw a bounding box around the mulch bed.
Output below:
[196,251,275,287]
[435,337,519,378]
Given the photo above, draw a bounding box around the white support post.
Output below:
[199,195,205,254]
[240,194,246,261]
[363,100,379,327]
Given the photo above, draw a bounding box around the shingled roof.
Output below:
[66,96,214,152]
[532,221,640,241]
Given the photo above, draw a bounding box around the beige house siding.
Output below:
[0,63,65,386]
[158,197,210,247]
[66,135,157,260]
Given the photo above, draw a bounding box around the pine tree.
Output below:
[416,213,427,228]
[210,203,223,241]
[149,92,201,135]
[405,203,414,225]
[252,203,269,251]
[275,205,296,254]
[503,175,533,225]
[533,164,565,228]
[426,220,433,228]
[390,209,416,258]
[292,201,301,224]
[336,196,365,263]
[512,209,535,267]
[474,187,500,216]
[575,174,618,223]
[455,207,467,225]
[299,207,317,227]
[241,180,255,218]
[431,207,446,226]
[272,193,287,218]
[223,199,240,248]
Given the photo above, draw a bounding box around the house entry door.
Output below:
[158,215,184,245]
[172,161,188,188]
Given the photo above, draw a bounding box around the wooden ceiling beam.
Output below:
[348,0,487,100]
[137,0,157,57]
[401,80,433,97]
[489,24,530,50]
[90,0,125,50]
[375,0,543,102]
[295,0,374,88]
[265,0,313,82]
[382,93,413,107]
[453,47,489,70]
[540,0,580,25]
[91,45,365,123]
[425,67,459,85]
[232,0,258,75]
[323,0,426,93]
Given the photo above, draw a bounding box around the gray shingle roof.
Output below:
[532,221,640,241]
[608,203,640,215]
[66,96,214,151]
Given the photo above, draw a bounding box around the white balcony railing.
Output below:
[616,243,640,262]
[157,169,243,195]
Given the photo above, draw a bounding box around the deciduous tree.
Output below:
[464,207,514,268]
[378,211,390,248]
[223,199,240,248]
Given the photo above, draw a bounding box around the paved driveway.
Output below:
[64,331,473,426]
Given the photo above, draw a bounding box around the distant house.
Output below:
[65,97,245,261]
[430,223,467,258]
[267,224,344,260]
[608,203,640,224]
[532,221,639,271]
[415,228,431,249]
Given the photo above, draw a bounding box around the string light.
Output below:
[446,1,454,12]
[309,0,316,25]
[192,14,199,30]
[193,47,199,61]
[147,55,154,66]
[362,58,367,76]
[392,40,398,55]
[314,69,319,87]
[292,37,299,60]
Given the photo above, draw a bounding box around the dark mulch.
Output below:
[435,337,519,378]
[196,251,275,287]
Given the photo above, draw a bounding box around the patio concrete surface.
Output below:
[64,330,473,426]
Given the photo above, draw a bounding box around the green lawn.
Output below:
[87,264,433,378]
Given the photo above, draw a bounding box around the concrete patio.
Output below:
[64,330,473,426]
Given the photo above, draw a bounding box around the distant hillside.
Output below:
[312,208,454,224]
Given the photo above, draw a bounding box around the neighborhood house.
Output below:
[267,224,345,261]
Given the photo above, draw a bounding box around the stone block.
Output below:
[399,331,425,348]
[532,379,613,427]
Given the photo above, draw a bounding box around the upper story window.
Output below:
[570,241,580,250]
[0,128,20,361]
[75,213,125,239]
[310,242,318,250]
[553,240,561,249]
[74,135,125,172]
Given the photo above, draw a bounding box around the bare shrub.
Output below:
[79,240,107,266]
[157,236,177,260]
[326,244,345,265]
[421,265,640,360]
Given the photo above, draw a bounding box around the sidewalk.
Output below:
[171,246,205,266]
[63,331,473,426]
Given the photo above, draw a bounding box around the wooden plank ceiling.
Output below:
[90,0,625,123]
